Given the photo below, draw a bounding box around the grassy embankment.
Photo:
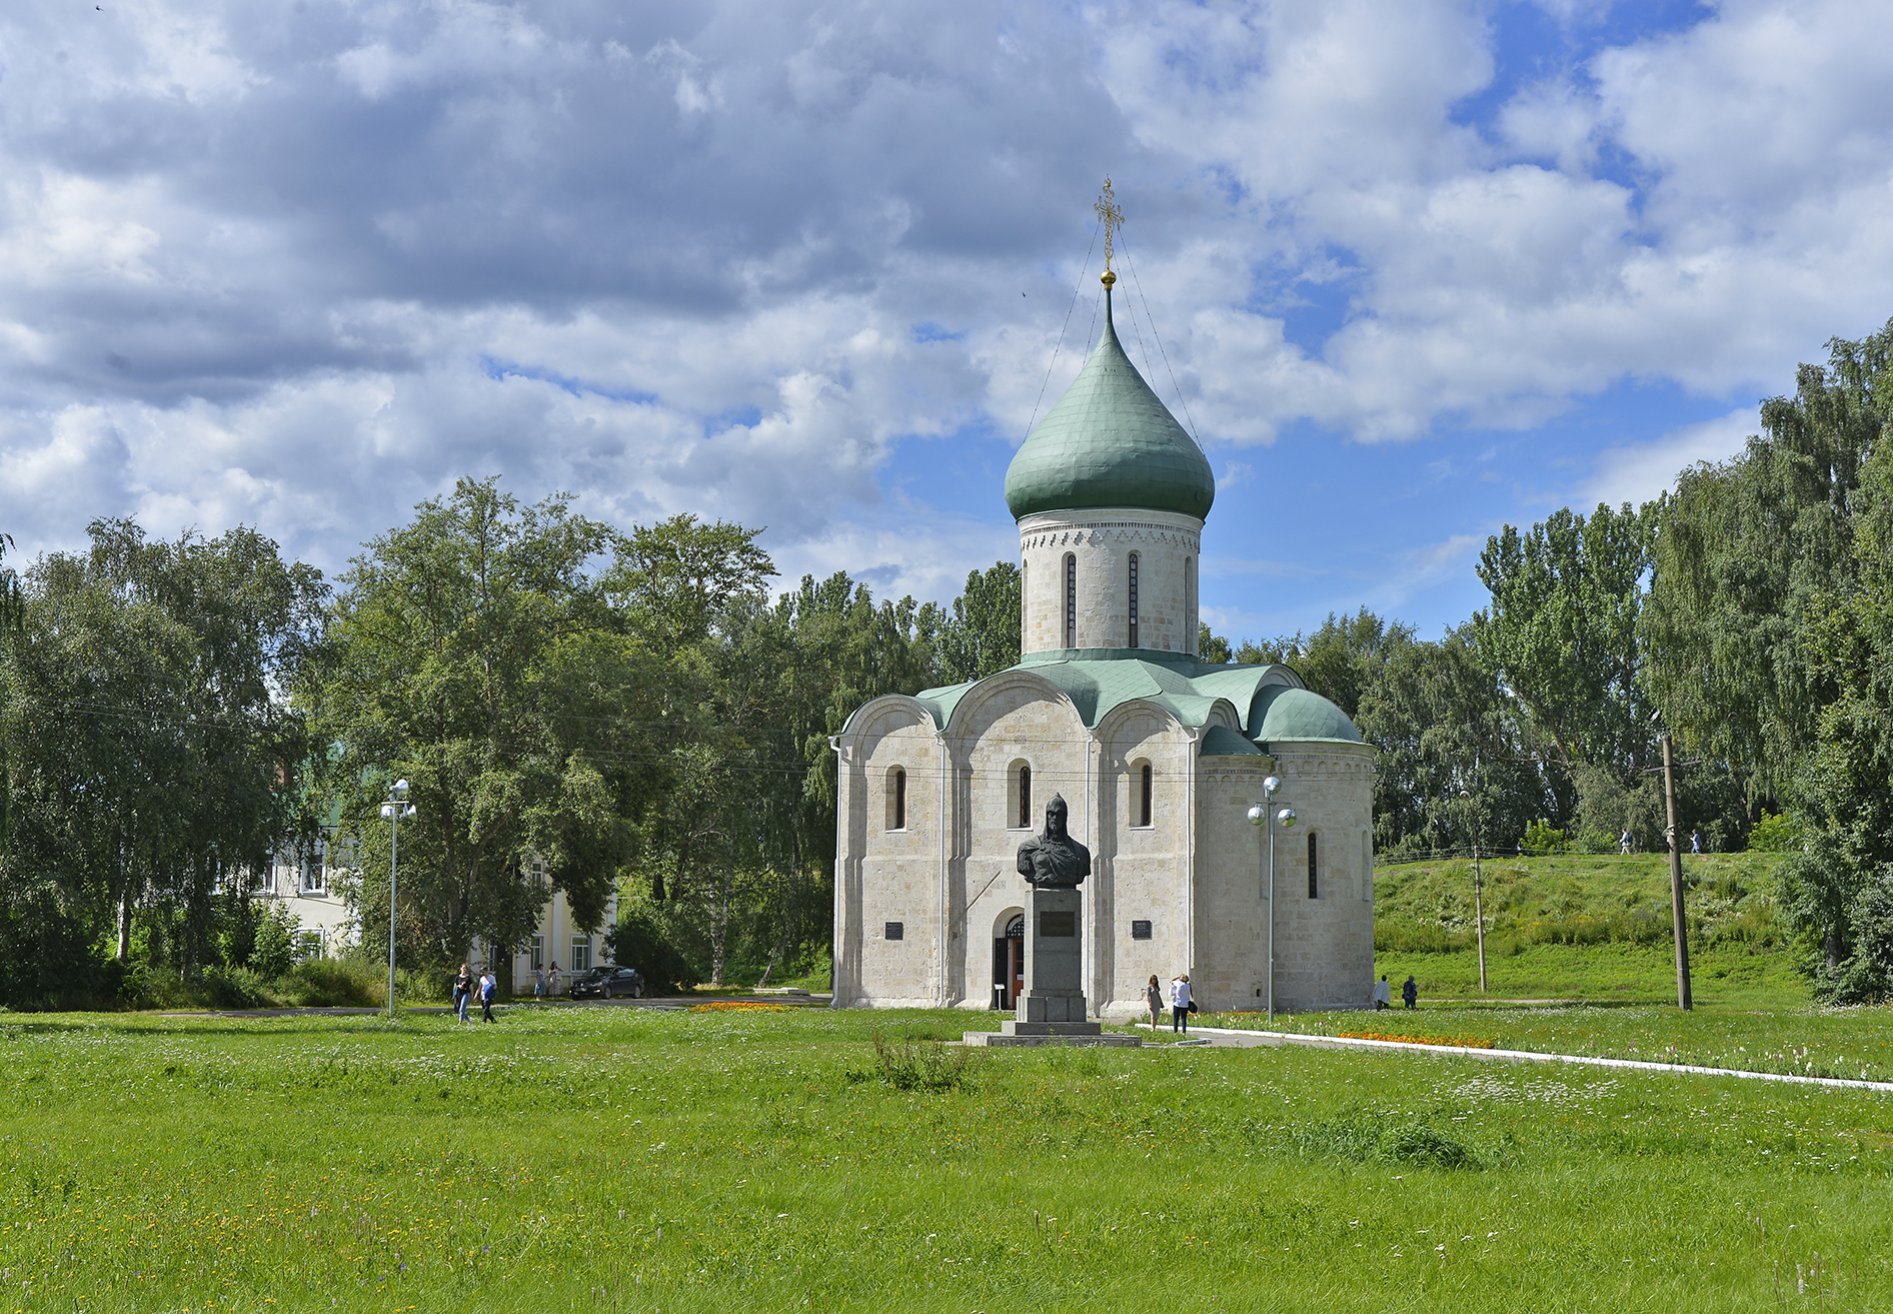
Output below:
[1368,851,1798,1006]
[1198,851,1893,1082]
[5,1005,1893,1311]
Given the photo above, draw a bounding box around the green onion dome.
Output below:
[1004,292,1215,522]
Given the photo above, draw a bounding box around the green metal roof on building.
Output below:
[1003,293,1216,521]
[854,648,1362,750]
[1200,725,1265,756]
[1250,684,1365,744]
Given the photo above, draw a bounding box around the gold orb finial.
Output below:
[1100,269,1117,288]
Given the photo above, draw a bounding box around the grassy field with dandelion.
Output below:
[4,1002,1892,1312]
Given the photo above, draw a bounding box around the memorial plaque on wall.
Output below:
[1038,910,1076,938]
[884,921,904,941]
[1131,919,1153,940]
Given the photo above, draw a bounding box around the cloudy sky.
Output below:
[3,0,1891,640]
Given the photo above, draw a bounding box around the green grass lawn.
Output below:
[5,1005,1893,1311]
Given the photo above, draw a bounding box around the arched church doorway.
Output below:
[991,912,1025,1009]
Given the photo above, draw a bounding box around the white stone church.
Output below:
[832,274,1375,1018]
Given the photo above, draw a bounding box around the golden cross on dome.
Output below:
[1094,176,1123,287]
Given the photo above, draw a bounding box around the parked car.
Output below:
[570,965,644,1000]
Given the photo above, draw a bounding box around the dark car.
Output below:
[570,965,644,1000]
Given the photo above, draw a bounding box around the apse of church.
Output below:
[832,184,1375,1017]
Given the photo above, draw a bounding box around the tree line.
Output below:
[0,481,1021,1007]
[1197,318,1893,1002]
[1,318,1889,1006]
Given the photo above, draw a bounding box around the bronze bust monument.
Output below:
[1016,793,1091,888]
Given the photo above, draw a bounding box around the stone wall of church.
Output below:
[1091,712,1195,1015]
[947,677,1094,1008]
[1191,744,1376,1013]
[1017,508,1202,655]
[834,708,946,1008]
[835,688,1376,1018]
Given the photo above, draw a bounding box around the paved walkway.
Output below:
[1159,1023,1893,1094]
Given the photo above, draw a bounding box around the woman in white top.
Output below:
[1169,973,1192,1034]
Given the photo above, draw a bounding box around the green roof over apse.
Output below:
[865,649,1363,749]
[1003,292,1216,522]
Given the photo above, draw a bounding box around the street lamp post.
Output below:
[1247,775,1298,1024]
[380,778,415,1019]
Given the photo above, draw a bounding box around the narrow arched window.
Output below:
[1185,556,1197,650]
[1063,553,1077,648]
[1307,832,1320,899]
[1138,762,1153,827]
[1018,764,1032,829]
[1127,552,1140,647]
[890,767,907,831]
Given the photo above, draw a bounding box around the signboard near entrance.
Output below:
[1038,910,1076,938]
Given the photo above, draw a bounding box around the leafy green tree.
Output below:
[0,521,324,1004]
[1780,429,1893,995]
[1197,623,1232,664]
[310,478,631,973]
[935,561,1021,684]
[1473,502,1656,780]
[1643,322,1893,801]
[1356,625,1548,856]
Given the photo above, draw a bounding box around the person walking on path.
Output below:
[1401,974,1418,1009]
[479,969,498,1023]
[1372,975,1392,1010]
[1169,973,1193,1035]
[452,963,473,1024]
[1145,974,1164,1029]
[533,967,546,1000]
[1619,829,1632,855]
[547,962,562,997]
[1690,827,1702,855]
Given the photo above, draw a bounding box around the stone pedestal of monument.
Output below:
[963,886,1140,1048]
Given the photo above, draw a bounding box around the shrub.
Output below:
[202,965,276,1010]
[859,1032,976,1092]
[1574,827,1617,855]
[1519,819,1568,857]
[1748,810,1801,853]
[250,904,299,980]
[284,957,383,1008]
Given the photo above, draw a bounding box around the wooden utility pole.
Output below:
[1660,731,1693,1011]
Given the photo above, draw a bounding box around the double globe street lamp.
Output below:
[380,779,415,1019]
[1247,774,1297,1024]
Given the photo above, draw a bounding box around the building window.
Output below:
[1308,832,1320,899]
[1128,552,1140,647]
[1063,553,1077,647]
[1016,763,1032,829]
[1120,757,1150,829]
[1185,556,1196,651]
[531,935,545,970]
[887,767,907,831]
[570,936,593,972]
[299,835,327,894]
